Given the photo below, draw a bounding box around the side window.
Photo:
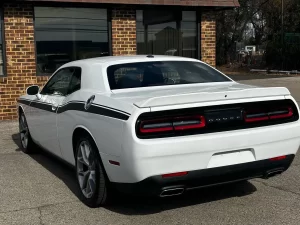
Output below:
[67,68,82,95]
[41,68,74,96]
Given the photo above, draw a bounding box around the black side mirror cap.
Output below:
[26,85,39,95]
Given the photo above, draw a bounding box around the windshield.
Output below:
[107,61,231,90]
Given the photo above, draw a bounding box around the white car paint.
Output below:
[17,55,300,187]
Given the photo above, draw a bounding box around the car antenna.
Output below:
[146,55,154,58]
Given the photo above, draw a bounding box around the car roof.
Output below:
[62,55,201,68]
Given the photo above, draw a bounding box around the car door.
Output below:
[27,67,75,157]
[56,68,82,163]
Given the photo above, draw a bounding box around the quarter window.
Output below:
[67,68,81,95]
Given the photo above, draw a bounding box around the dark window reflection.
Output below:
[35,7,109,75]
[136,10,197,59]
[0,10,4,76]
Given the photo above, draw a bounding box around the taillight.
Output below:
[269,107,293,120]
[244,106,294,123]
[173,115,206,131]
[244,109,269,123]
[140,119,173,133]
[139,115,206,134]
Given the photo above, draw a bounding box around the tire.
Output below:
[19,112,37,154]
[75,134,110,208]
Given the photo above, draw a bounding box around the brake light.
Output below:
[244,106,294,123]
[139,115,206,134]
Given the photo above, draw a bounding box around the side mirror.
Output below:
[26,85,39,96]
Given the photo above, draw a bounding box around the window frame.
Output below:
[0,8,6,76]
[136,9,200,59]
[33,6,111,76]
[40,66,81,96]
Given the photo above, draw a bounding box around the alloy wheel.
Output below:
[77,141,96,199]
[19,114,29,149]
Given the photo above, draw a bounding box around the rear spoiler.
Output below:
[133,87,291,108]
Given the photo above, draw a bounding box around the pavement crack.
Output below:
[0,200,78,215]
[253,180,300,197]
[37,207,44,225]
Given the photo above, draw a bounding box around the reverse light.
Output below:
[162,172,188,178]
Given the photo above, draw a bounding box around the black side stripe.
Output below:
[31,101,54,112]
[17,99,130,121]
[18,99,31,105]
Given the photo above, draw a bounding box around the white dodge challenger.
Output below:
[17,55,300,207]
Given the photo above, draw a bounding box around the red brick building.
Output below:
[0,0,239,120]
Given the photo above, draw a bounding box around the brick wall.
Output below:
[112,8,136,56]
[0,3,48,120]
[0,3,220,120]
[201,12,216,67]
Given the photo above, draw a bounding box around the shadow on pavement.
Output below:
[12,133,81,198]
[12,133,257,215]
[105,181,257,215]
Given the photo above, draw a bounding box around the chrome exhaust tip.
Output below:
[264,168,284,179]
[160,188,185,197]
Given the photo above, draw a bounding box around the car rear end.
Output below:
[112,94,300,197]
[103,57,300,197]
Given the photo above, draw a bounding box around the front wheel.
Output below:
[19,112,37,154]
[75,134,110,207]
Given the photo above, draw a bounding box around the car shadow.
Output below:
[12,133,257,215]
[12,133,81,198]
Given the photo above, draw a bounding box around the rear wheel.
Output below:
[19,112,37,154]
[75,134,110,207]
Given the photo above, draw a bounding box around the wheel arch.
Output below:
[18,105,25,118]
[72,125,100,159]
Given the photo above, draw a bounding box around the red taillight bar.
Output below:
[269,107,293,120]
[139,115,206,134]
[244,107,293,123]
[173,115,206,131]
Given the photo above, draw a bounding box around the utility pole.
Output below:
[281,0,284,70]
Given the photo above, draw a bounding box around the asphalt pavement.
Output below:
[1,75,300,225]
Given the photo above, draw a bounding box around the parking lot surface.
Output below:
[1,75,300,225]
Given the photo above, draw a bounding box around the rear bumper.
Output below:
[111,154,295,197]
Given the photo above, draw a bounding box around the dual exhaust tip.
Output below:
[160,168,285,197]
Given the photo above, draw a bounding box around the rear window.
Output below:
[107,61,231,90]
